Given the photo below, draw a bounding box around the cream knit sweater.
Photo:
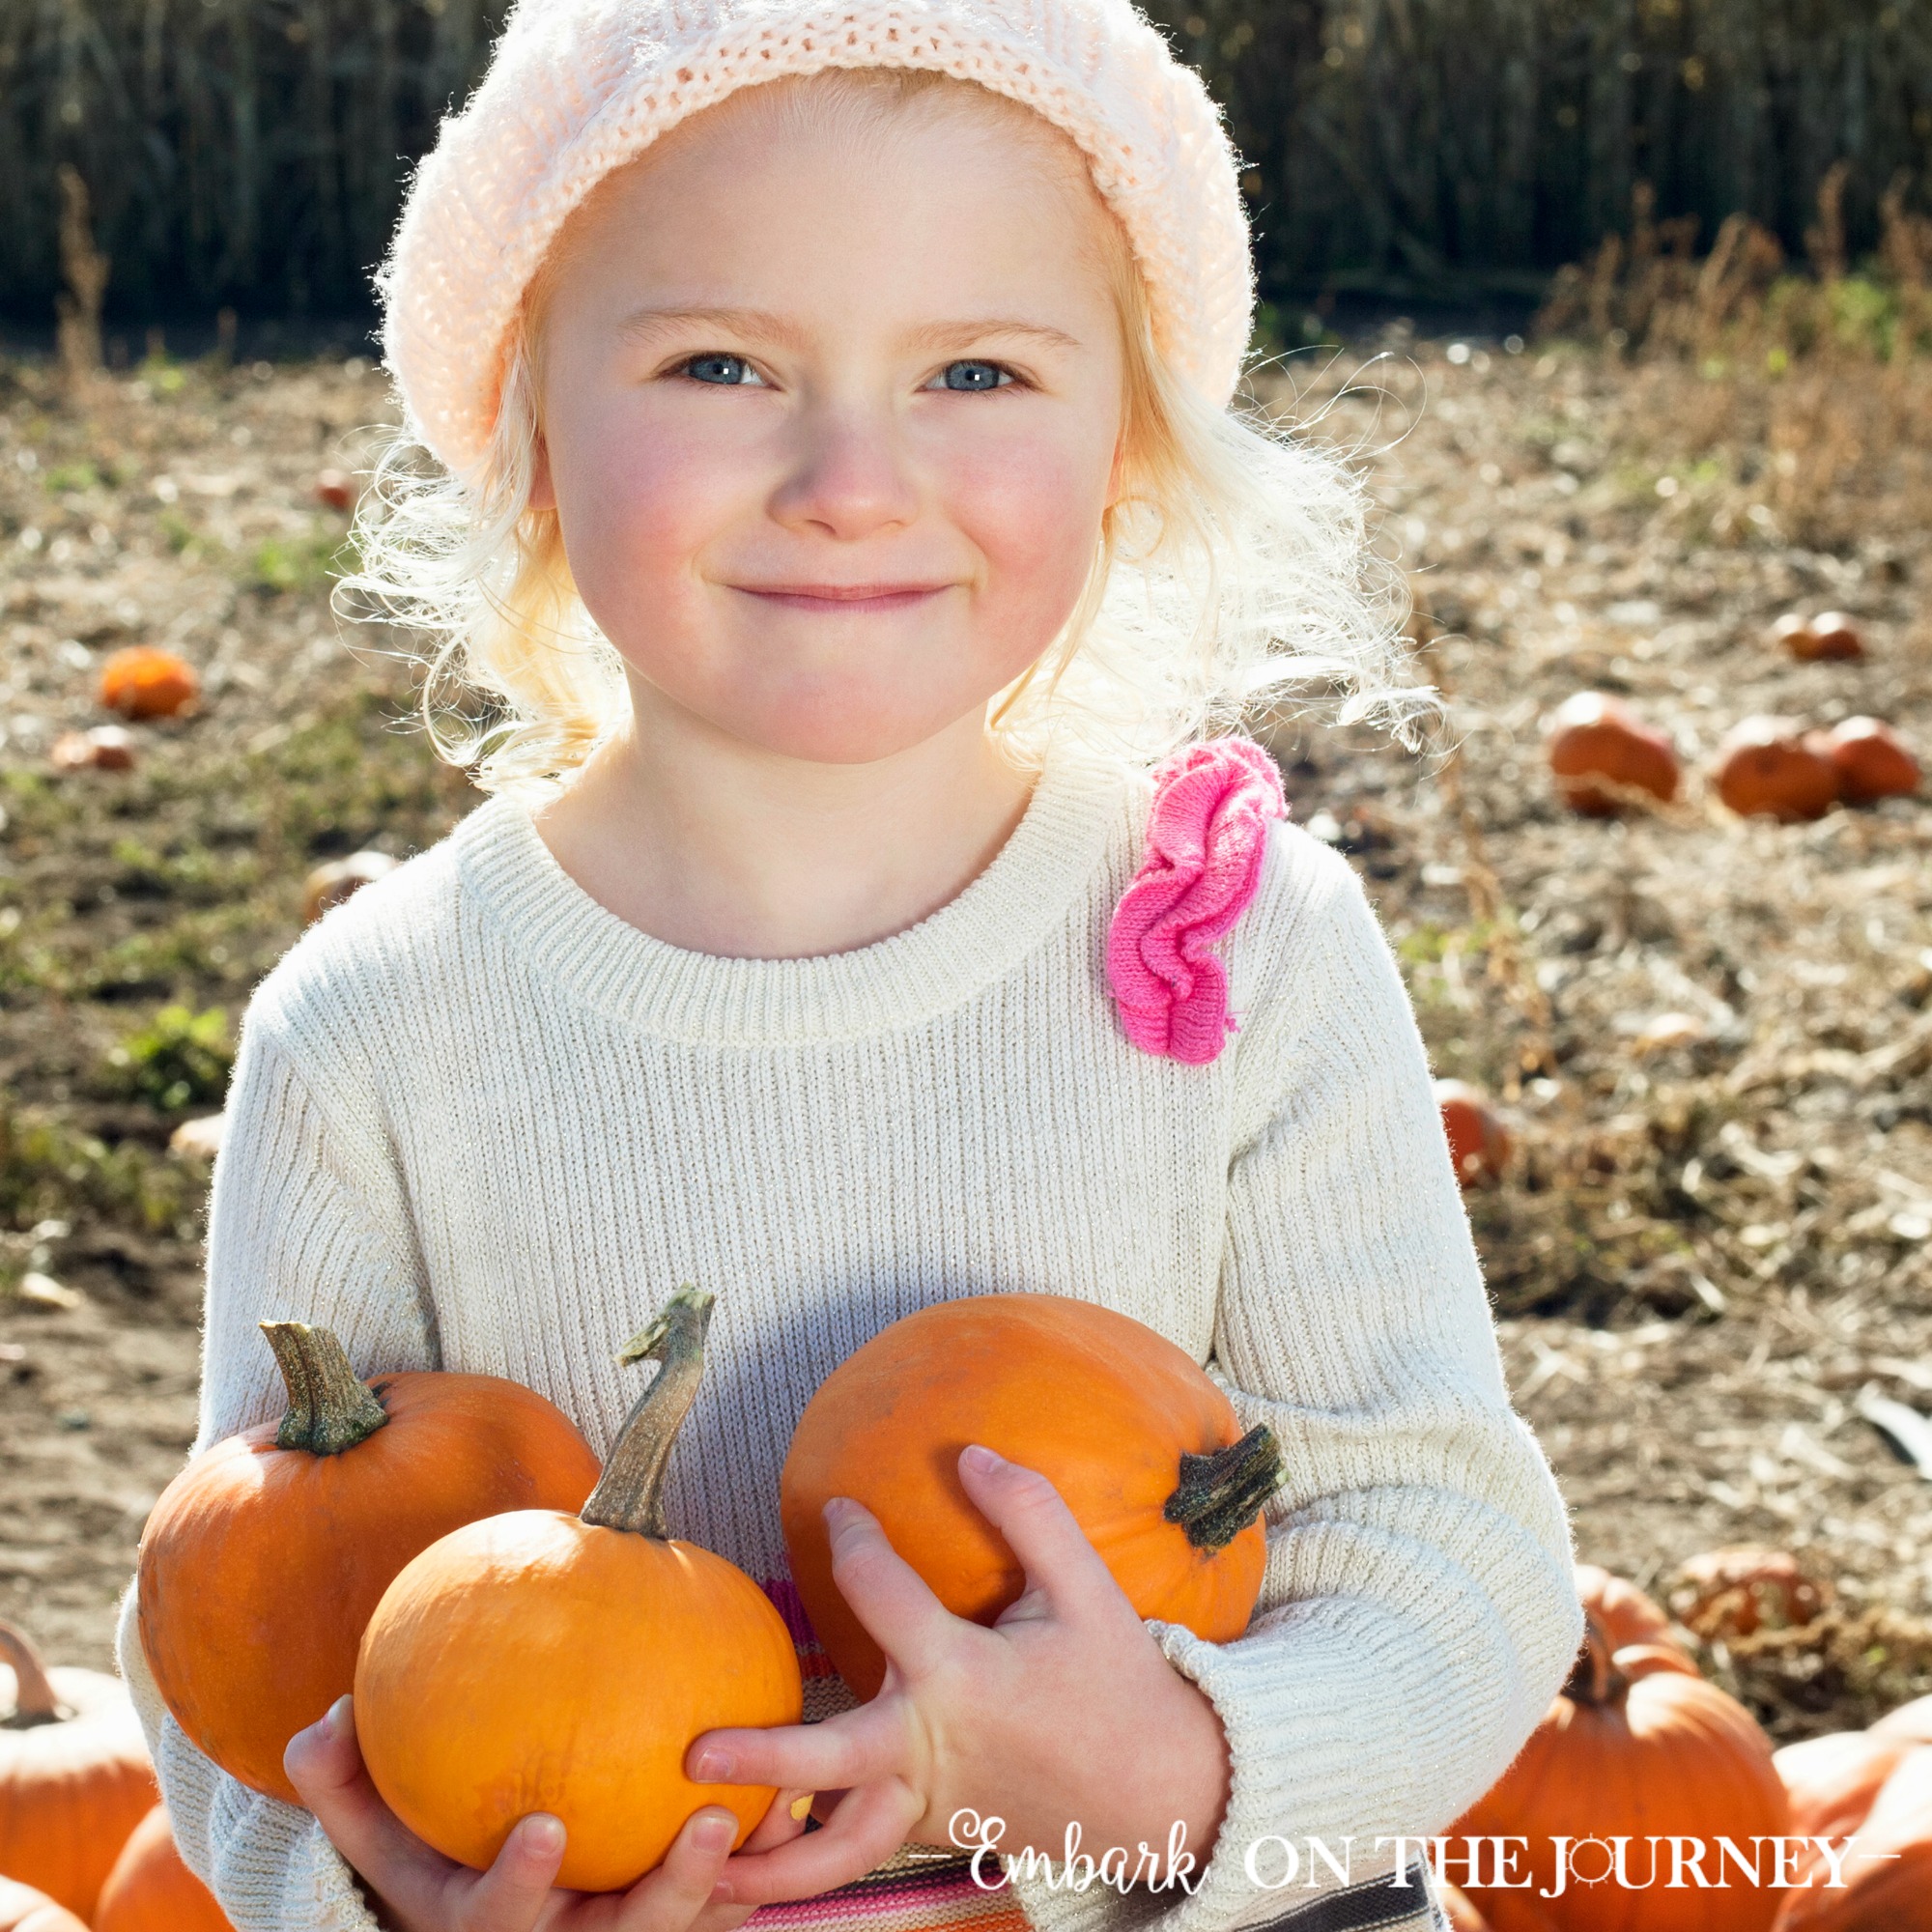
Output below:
[115,746,1582,1932]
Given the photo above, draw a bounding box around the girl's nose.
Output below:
[768,406,920,541]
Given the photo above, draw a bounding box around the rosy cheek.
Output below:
[939,427,1109,618]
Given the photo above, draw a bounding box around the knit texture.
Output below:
[1106,738,1286,1064]
[375,0,1255,479]
[114,747,1580,1932]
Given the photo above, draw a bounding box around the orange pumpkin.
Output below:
[1714,719,1839,822]
[1874,1694,1932,1745]
[1822,718,1918,806]
[98,646,199,721]
[1774,1730,1914,1839]
[313,469,355,512]
[780,1291,1279,1704]
[95,1804,233,1932]
[1435,1080,1512,1189]
[1775,1747,1932,1929]
[1576,1563,1679,1651]
[138,1321,601,1804]
[301,850,397,923]
[1453,1614,1789,1932]
[1804,612,1865,662]
[0,1622,157,1920]
[0,1879,88,1932]
[356,1288,803,1892]
[1546,693,1681,815]
[1667,1548,1832,1641]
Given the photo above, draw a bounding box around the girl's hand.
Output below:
[682,1447,1234,1907]
[285,1695,814,1932]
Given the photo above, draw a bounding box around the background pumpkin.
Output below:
[355,1288,803,1893]
[780,1291,1282,1703]
[1821,718,1919,807]
[1436,1080,1513,1188]
[1667,1548,1831,1641]
[97,646,200,720]
[1713,720,1839,822]
[1455,1613,1789,1932]
[138,1321,602,1803]
[95,1804,234,1932]
[1545,692,1681,816]
[1874,1694,1932,1745]
[0,1879,88,1932]
[0,1621,156,1921]
[1774,1730,1914,1840]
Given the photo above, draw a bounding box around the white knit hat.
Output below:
[375,0,1254,481]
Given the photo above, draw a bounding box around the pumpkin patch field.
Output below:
[0,318,1928,1814]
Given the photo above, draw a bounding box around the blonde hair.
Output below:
[337,69,1431,801]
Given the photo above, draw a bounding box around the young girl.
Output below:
[116,3,1583,1930]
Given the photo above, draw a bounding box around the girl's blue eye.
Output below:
[939,360,1009,391]
[683,354,757,385]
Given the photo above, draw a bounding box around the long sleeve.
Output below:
[116,1000,438,1932]
[1002,830,1582,1932]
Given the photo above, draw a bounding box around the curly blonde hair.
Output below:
[336,69,1429,802]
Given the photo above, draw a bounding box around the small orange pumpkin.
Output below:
[1775,1747,1932,1929]
[1435,1080,1512,1189]
[781,1291,1280,1704]
[1453,1614,1789,1932]
[138,1322,602,1804]
[1822,718,1918,806]
[313,469,355,512]
[98,647,199,721]
[1714,719,1839,822]
[355,1289,803,1892]
[1546,693,1681,815]
[1775,1730,1915,1840]
[1575,1564,1679,1651]
[95,1805,233,1932]
[1804,611,1865,661]
[0,1879,88,1932]
[1667,1548,1832,1640]
[0,1622,157,1920]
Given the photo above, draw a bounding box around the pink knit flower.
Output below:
[1106,738,1287,1064]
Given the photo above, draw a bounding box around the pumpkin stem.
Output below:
[582,1286,716,1539]
[0,1619,60,1728]
[1562,1611,1630,1708]
[1164,1424,1285,1550]
[262,1321,389,1456]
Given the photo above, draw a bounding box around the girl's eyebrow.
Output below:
[615,304,1082,355]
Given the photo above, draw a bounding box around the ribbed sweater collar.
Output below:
[450,749,1141,1045]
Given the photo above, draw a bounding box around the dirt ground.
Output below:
[2,335,1928,1741]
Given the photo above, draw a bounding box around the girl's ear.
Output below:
[529,431,556,512]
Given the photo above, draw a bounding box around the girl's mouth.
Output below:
[733,582,952,611]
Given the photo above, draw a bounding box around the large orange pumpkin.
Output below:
[138,1321,601,1804]
[1774,1731,1915,1840]
[780,1291,1280,1703]
[98,646,200,720]
[1546,693,1681,815]
[1455,1614,1789,1932]
[0,1622,157,1920]
[1575,1563,1680,1652]
[95,1804,233,1932]
[355,1288,803,1893]
[1775,1746,1932,1929]
[0,1880,87,1932]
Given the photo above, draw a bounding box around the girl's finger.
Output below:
[708,1778,922,1907]
[689,1695,907,1796]
[283,1696,450,1917]
[734,1788,815,1855]
[615,1806,742,1932]
[955,1447,1126,1627]
[817,1499,958,1683]
[457,1814,568,1932]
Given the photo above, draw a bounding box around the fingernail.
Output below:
[696,1812,735,1852]
[789,1792,814,1821]
[823,1496,857,1525]
[325,1694,353,1736]
[962,1443,1001,1473]
[524,1815,566,1858]
[694,1747,732,1779]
